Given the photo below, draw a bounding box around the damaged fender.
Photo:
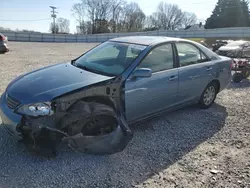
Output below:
[62,117,132,154]
[22,78,133,155]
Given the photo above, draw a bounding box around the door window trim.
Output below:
[174,41,211,68]
[135,42,178,74]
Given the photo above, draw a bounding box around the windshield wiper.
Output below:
[76,64,114,76]
[71,60,115,76]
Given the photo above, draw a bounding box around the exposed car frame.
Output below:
[212,40,228,52]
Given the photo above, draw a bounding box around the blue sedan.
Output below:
[0,36,232,157]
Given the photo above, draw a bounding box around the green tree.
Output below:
[205,0,250,29]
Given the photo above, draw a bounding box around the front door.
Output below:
[175,42,215,103]
[125,43,179,122]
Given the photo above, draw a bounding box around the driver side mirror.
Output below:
[132,68,152,78]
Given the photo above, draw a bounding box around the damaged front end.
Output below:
[16,81,133,157]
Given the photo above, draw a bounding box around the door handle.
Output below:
[169,75,178,81]
[189,75,200,80]
[206,66,213,71]
[220,68,227,72]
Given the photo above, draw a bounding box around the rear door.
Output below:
[175,42,215,104]
[125,43,179,122]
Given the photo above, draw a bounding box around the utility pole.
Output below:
[49,6,58,33]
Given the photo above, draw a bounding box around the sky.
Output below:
[0,0,217,33]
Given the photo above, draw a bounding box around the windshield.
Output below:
[74,41,147,76]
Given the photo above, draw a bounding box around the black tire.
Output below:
[232,72,243,83]
[60,101,118,137]
[199,82,218,109]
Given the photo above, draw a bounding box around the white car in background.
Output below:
[0,33,9,53]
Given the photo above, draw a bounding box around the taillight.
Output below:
[0,35,4,41]
[230,60,234,69]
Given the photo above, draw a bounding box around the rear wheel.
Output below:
[232,72,243,83]
[199,82,218,109]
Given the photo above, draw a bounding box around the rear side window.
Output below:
[176,43,208,67]
[138,43,174,73]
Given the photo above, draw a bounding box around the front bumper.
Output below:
[0,93,23,140]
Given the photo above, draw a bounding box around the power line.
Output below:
[0,18,50,22]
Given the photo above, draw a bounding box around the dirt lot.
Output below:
[0,42,249,188]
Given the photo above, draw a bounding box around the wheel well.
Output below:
[81,96,115,109]
[210,79,220,93]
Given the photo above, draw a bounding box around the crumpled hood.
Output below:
[6,62,114,104]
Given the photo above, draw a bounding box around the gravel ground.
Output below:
[0,42,249,188]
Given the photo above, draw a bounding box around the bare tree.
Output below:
[57,18,70,33]
[183,12,197,28]
[81,0,113,33]
[146,13,160,29]
[71,0,198,33]
[72,3,86,34]
[50,22,59,34]
[114,5,127,32]
[86,21,93,34]
[110,0,125,32]
[123,2,146,32]
[156,1,184,30]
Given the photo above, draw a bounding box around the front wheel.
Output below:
[199,82,218,109]
[60,101,118,137]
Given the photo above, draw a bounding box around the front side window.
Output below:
[74,41,146,76]
[176,43,208,67]
[138,43,174,73]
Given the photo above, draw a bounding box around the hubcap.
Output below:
[203,86,216,106]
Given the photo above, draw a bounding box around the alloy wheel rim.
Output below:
[203,86,216,106]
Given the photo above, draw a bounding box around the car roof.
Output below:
[225,40,249,46]
[109,36,189,46]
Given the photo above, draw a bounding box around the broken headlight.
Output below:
[17,102,54,117]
